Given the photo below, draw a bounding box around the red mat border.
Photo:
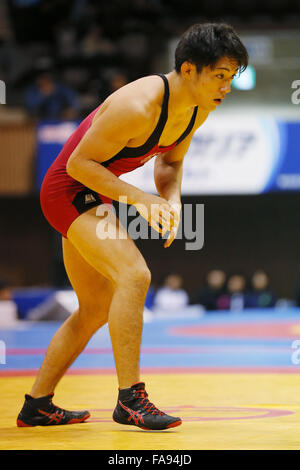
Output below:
[1,366,300,377]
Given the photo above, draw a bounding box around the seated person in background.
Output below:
[247,269,276,309]
[24,71,79,120]
[217,272,248,311]
[153,273,189,312]
[80,24,116,58]
[106,69,129,95]
[0,278,19,322]
[192,268,226,311]
[0,278,12,301]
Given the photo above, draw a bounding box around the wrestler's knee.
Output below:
[115,257,151,292]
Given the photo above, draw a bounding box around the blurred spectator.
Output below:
[0,278,12,301]
[107,70,129,94]
[24,72,79,120]
[193,269,227,311]
[247,269,276,308]
[225,273,248,311]
[215,272,249,311]
[153,273,189,311]
[81,24,116,58]
[55,23,78,60]
[0,278,18,325]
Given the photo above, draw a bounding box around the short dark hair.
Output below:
[175,23,248,74]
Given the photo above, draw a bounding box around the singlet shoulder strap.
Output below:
[176,106,198,145]
[102,73,170,161]
[154,73,169,140]
[137,73,169,150]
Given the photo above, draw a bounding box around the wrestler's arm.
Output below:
[154,111,208,247]
[66,97,175,233]
[66,99,150,205]
[154,133,193,205]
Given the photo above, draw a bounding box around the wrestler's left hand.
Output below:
[163,201,181,248]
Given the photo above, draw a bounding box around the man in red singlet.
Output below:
[17,23,248,430]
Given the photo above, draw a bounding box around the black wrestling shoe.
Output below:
[17,393,90,427]
[112,382,182,430]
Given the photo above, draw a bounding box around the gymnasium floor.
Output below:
[1,309,300,450]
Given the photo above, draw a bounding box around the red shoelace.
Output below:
[134,389,165,416]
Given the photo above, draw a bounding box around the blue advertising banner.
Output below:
[36,117,300,195]
[269,122,300,191]
[121,116,300,195]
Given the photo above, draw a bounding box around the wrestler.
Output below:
[17,23,248,430]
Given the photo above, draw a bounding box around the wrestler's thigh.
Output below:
[66,204,150,287]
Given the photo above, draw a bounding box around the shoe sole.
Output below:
[113,418,182,431]
[16,412,90,427]
[140,419,182,431]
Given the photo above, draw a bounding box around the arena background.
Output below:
[0,0,300,299]
[1,0,300,451]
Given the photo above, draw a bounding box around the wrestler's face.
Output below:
[183,57,239,110]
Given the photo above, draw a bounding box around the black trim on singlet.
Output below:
[176,106,198,145]
[102,74,198,167]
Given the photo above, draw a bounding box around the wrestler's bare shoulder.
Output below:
[92,75,164,127]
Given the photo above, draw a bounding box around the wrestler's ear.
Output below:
[180,61,198,80]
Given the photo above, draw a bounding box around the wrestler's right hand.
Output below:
[132,193,175,235]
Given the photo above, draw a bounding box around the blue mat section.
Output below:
[1,309,300,371]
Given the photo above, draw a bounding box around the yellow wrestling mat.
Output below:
[1,373,300,450]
